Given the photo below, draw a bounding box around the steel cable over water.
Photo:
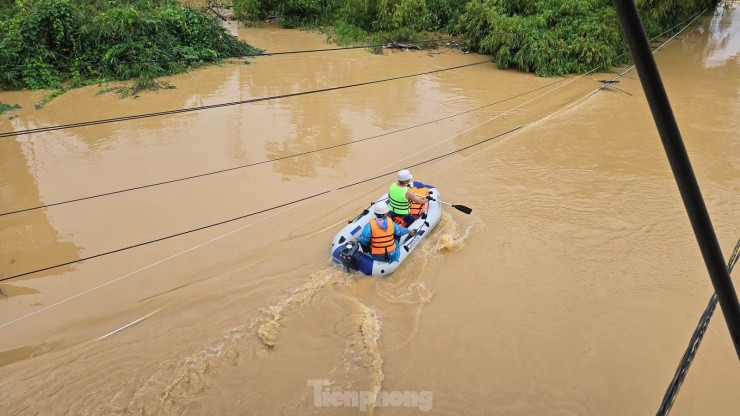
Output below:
[0,38,455,73]
[0,10,696,74]
[0,13,700,217]
[2,47,614,283]
[0,60,488,139]
[432,9,730,411]
[0,12,705,328]
[0,55,638,326]
[656,239,740,416]
[0,120,523,284]
[590,11,705,98]
[1,55,603,286]
[416,13,703,184]
[0,11,701,141]
[0,12,703,217]
[0,118,525,328]
[0,78,567,217]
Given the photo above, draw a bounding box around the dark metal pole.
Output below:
[611,0,740,357]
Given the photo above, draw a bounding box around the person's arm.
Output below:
[405,189,427,204]
[395,224,416,237]
[357,224,372,245]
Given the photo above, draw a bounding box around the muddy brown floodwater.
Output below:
[0,6,738,416]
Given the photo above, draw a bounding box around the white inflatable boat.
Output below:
[331,186,442,276]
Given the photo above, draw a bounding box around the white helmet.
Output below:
[397,169,413,182]
[373,201,389,215]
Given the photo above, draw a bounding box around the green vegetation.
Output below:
[0,0,260,94]
[0,0,719,98]
[454,0,717,76]
[454,0,625,76]
[0,101,22,114]
[234,0,719,75]
[235,0,468,43]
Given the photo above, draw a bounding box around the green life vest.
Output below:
[388,182,410,214]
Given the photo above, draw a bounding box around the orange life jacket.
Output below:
[391,214,407,227]
[409,187,429,217]
[369,218,397,256]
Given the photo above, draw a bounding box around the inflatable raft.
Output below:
[331,186,442,276]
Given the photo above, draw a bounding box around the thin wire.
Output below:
[1,10,696,141]
[581,10,705,96]
[0,12,705,328]
[262,37,454,56]
[1,13,697,141]
[656,239,740,416]
[436,20,732,407]
[0,60,488,139]
[5,53,602,282]
[0,12,699,216]
[0,66,598,325]
[588,11,705,99]
[0,38,454,72]
[0,10,696,81]
[0,54,253,73]
[0,77,567,217]
[0,59,598,282]
[437,9,706,176]
[0,126,525,329]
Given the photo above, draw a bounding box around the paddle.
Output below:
[416,194,473,215]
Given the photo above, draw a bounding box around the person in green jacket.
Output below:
[388,169,428,226]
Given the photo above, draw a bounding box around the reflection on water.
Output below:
[0,139,81,283]
[703,4,739,68]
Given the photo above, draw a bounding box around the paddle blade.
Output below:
[452,204,473,215]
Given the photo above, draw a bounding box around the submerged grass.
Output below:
[0,101,22,114]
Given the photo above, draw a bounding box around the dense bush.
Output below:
[3,0,713,90]
[638,0,718,34]
[0,0,260,91]
[455,0,625,76]
[235,0,468,34]
[455,0,718,76]
[233,0,719,76]
[235,0,333,28]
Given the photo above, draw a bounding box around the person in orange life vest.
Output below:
[357,201,416,262]
[408,186,431,219]
[388,169,432,226]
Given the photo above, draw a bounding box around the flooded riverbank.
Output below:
[0,6,738,415]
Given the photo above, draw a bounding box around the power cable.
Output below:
[0,10,708,329]
[1,13,698,141]
[0,38,454,73]
[0,60,488,139]
[0,124,523,283]
[0,42,632,325]
[0,77,567,217]
[2,17,699,216]
[656,239,739,416]
[0,34,619,282]
[1,12,702,280]
[1,11,698,141]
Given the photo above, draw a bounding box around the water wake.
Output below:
[428,212,483,254]
[257,266,350,348]
[71,215,479,414]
